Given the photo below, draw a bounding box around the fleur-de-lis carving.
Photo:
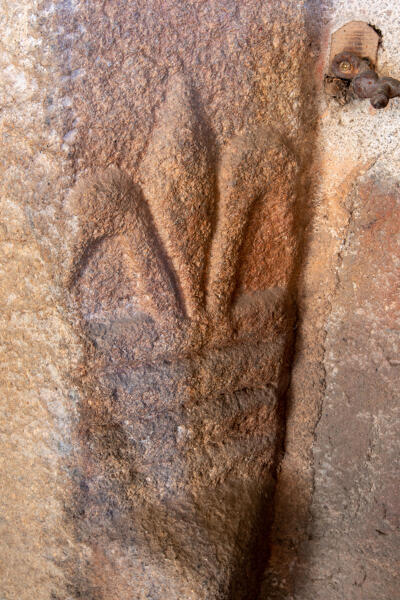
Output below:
[67,75,298,364]
[65,75,299,599]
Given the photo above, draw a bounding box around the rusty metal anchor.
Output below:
[330,51,400,109]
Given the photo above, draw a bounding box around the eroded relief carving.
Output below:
[66,76,299,599]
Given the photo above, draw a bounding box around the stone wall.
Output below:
[263,3,400,598]
[0,2,398,599]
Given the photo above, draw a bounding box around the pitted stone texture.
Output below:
[292,174,400,600]
[262,3,400,598]
[0,2,81,600]
[57,0,316,173]
[1,1,319,600]
[65,112,299,598]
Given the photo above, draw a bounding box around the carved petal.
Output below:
[139,75,215,318]
[67,167,183,319]
[207,128,298,316]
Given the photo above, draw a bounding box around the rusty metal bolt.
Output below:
[371,92,390,109]
[330,52,400,109]
[331,52,364,80]
[352,70,379,98]
[339,60,352,74]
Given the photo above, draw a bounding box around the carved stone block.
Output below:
[65,76,299,598]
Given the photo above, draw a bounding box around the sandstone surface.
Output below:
[0,1,399,600]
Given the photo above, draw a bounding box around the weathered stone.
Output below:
[0,1,317,598]
[291,174,400,600]
[262,4,400,598]
[2,1,399,599]
[64,104,298,599]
